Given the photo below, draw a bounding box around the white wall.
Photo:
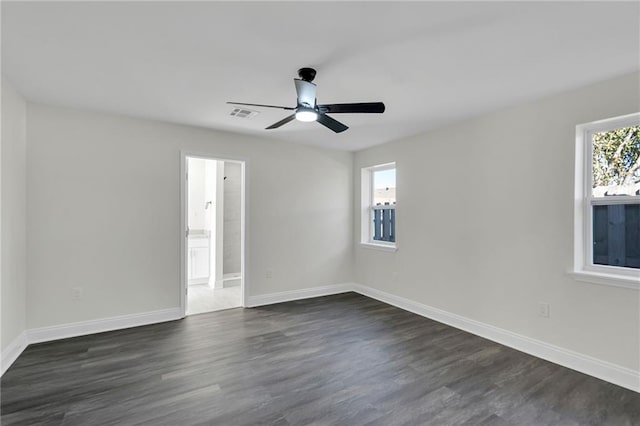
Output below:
[26,104,353,329]
[1,77,27,352]
[354,72,640,371]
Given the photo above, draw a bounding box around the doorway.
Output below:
[181,154,245,316]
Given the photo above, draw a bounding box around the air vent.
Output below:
[229,108,258,119]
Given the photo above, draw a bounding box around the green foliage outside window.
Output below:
[592,126,640,189]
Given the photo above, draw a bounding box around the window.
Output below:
[361,163,396,250]
[574,113,640,289]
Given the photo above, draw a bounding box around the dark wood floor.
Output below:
[2,293,639,425]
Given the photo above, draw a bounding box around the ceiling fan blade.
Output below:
[227,102,294,111]
[266,114,296,129]
[317,113,348,133]
[294,79,317,108]
[317,102,385,114]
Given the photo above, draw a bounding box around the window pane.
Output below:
[373,168,396,205]
[372,207,395,243]
[593,204,640,269]
[592,126,640,197]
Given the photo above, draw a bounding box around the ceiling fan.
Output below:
[227,67,385,133]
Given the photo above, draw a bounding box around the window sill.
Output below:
[569,270,639,290]
[360,242,398,252]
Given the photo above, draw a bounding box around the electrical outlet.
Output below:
[71,286,83,301]
[538,302,550,318]
[266,269,273,279]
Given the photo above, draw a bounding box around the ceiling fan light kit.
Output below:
[227,67,385,133]
[295,108,318,122]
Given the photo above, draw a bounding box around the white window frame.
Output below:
[572,113,640,290]
[360,162,397,252]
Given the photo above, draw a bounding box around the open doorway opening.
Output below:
[182,155,244,315]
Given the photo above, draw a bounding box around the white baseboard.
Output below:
[1,308,182,376]
[27,308,182,344]
[3,283,638,393]
[1,331,28,376]
[246,283,354,307]
[352,283,640,393]
[223,278,242,288]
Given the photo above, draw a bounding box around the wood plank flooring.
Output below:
[2,293,639,425]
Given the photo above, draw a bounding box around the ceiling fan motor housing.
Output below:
[298,67,316,82]
[294,78,317,109]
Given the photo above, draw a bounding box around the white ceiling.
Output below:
[2,2,639,151]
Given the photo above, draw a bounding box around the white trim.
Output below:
[591,196,639,206]
[574,113,640,288]
[578,112,640,134]
[352,283,640,393]
[180,152,187,317]
[2,309,182,376]
[241,282,640,392]
[568,270,640,290]
[361,162,397,248]
[360,167,372,244]
[359,242,398,252]
[27,308,182,344]
[1,331,28,376]
[180,151,249,315]
[246,283,354,307]
[188,277,209,286]
[4,283,638,392]
[240,159,248,309]
[366,162,396,173]
[213,161,225,289]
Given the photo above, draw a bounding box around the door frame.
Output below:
[180,151,248,317]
